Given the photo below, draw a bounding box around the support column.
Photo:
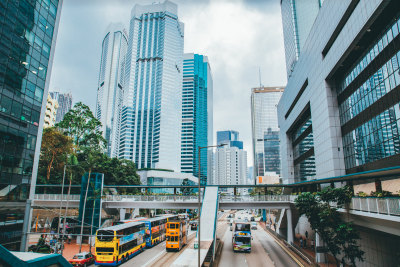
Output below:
[287,208,293,244]
[262,209,266,222]
[315,232,326,263]
[120,209,126,220]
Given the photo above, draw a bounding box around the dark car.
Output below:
[250,217,255,222]
[69,252,94,267]
[190,221,198,230]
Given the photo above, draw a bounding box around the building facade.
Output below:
[119,0,184,172]
[180,53,213,185]
[0,0,63,250]
[213,131,247,191]
[214,144,247,193]
[95,23,128,157]
[44,93,58,128]
[137,170,198,194]
[278,0,400,265]
[251,87,284,180]
[217,130,243,149]
[280,0,322,78]
[49,91,72,123]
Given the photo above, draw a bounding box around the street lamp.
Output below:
[197,143,226,267]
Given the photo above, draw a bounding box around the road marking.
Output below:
[142,249,166,267]
[267,232,305,267]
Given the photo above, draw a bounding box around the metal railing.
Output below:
[104,195,201,202]
[219,195,295,202]
[350,197,400,216]
[34,194,80,201]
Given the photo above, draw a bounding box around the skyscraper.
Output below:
[214,131,247,192]
[181,53,213,185]
[44,93,58,128]
[0,0,63,250]
[49,91,72,123]
[251,86,284,180]
[95,23,128,157]
[217,130,243,149]
[119,0,184,172]
[280,0,322,77]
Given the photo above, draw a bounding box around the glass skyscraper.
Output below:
[95,23,128,158]
[49,91,72,123]
[0,0,62,250]
[181,53,213,185]
[119,0,184,172]
[281,0,322,78]
[217,130,243,149]
[251,87,284,179]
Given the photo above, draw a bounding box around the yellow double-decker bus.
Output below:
[166,219,188,252]
[95,221,146,266]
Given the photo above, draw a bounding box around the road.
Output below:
[219,211,299,267]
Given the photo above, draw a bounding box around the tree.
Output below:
[56,102,106,152]
[39,127,74,181]
[295,186,364,267]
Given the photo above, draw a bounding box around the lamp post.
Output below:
[197,144,226,267]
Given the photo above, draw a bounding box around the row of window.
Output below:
[339,16,400,93]
[342,104,400,169]
[339,50,400,125]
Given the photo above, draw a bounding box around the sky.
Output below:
[49,0,287,166]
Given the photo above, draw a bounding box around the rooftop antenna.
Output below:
[258,67,263,88]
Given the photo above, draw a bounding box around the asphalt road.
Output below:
[219,211,299,267]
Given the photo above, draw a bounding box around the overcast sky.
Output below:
[49,0,287,166]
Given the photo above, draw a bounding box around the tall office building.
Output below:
[95,23,128,157]
[278,0,400,265]
[217,130,243,149]
[214,141,247,193]
[119,0,184,172]
[0,0,62,250]
[181,53,213,185]
[49,91,72,123]
[44,93,58,128]
[281,0,322,77]
[251,87,284,180]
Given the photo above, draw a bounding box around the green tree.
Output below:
[295,186,364,267]
[56,102,106,152]
[38,127,74,181]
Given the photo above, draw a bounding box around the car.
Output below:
[250,217,255,222]
[190,220,198,230]
[251,222,257,230]
[68,252,94,267]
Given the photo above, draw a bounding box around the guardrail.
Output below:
[219,195,296,202]
[34,194,80,201]
[104,195,201,202]
[350,197,400,216]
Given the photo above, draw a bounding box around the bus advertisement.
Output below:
[95,221,146,266]
[144,217,167,247]
[232,222,251,252]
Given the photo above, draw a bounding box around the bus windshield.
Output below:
[97,230,114,241]
[234,236,251,244]
[235,223,250,232]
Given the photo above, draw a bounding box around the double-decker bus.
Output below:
[143,217,167,247]
[162,214,179,222]
[166,219,188,251]
[112,217,147,226]
[232,221,251,252]
[95,221,146,265]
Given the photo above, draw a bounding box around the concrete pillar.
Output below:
[287,208,293,244]
[315,232,326,263]
[120,208,126,220]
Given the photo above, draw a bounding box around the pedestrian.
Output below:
[68,233,72,244]
[303,237,307,248]
[300,238,303,248]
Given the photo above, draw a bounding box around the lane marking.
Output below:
[142,249,166,267]
[264,230,305,267]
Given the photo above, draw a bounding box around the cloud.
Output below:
[49,0,287,166]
